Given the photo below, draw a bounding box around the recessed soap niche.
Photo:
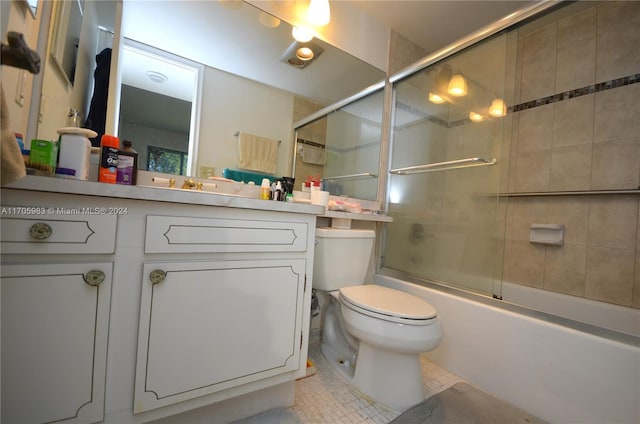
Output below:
[530,224,565,246]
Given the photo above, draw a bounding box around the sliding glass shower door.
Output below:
[382,33,512,297]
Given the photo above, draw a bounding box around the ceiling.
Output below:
[348,1,536,56]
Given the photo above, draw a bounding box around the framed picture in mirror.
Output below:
[51,0,83,86]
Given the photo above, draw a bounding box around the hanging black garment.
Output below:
[85,48,111,146]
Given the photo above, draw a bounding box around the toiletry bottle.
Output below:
[273,181,283,201]
[260,178,271,200]
[58,128,95,180]
[99,134,119,183]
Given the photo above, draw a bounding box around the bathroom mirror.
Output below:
[119,0,384,178]
[32,0,385,179]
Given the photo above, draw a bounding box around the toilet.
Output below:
[313,228,443,411]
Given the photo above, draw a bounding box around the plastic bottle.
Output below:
[273,181,283,201]
[260,178,271,200]
[57,127,96,180]
[99,134,119,183]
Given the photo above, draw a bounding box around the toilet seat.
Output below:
[339,285,437,325]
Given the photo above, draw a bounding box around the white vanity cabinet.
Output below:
[0,211,115,424]
[1,180,320,423]
[134,214,311,413]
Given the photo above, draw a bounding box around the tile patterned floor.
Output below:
[235,338,464,424]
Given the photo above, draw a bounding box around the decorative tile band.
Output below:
[510,73,640,113]
[394,73,639,130]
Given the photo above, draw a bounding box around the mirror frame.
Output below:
[117,38,204,176]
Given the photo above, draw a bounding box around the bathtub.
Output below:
[375,273,640,424]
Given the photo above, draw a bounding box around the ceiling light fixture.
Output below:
[489,98,507,117]
[281,41,323,69]
[447,74,467,97]
[296,47,315,61]
[307,0,330,26]
[469,111,484,122]
[292,26,313,42]
[146,71,168,83]
[428,92,445,104]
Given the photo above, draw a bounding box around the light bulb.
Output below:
[292,26,313,42]
[447,74,467,97]
[489,98,507,117]
[307,0,330,26]
[469,111,484,122]
[428,92,445,104]
[296,47,314,61]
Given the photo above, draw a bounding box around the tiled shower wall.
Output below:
[502,1,640,308]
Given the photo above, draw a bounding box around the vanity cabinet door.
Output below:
[1,263,113,424]
[134,259,306,414]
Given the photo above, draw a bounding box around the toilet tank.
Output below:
[313,228,375,291]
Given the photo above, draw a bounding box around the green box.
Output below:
[29,139,58,174]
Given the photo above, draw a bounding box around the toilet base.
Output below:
[320,342,355,380]
[352,342,425,411]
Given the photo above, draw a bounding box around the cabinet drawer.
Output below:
[145,215,308,253]
[1,212,117,254]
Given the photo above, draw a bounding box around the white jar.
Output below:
[56,127,98,180]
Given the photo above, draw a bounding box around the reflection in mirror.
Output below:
[118,41,201,176]
[34,0,117,141]
[119,0,385,179]
[50,0,83,86]
[33,0,385,179]
[294,86,385,201]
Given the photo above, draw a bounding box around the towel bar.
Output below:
[389,157,496,175]
[322,172,378,181]
[234,131,281,145]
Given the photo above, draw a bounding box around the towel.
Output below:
[1,86,26,185]
[300,145,324,165]
[238,132,278,174]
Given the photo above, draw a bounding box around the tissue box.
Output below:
[29,139,58,174]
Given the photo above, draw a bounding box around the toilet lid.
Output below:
[339,285,437,321]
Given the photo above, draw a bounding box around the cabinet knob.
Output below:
[29,222,52,240]
[149,269,166,285]
[83,270,105,286]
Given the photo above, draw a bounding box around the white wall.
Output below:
[376,274,640,424]
[198,67,294,178]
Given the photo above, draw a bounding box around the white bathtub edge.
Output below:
[375,274,640,424]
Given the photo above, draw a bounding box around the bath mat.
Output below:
[390,382,547,424]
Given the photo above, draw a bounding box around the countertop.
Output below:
[2,175,326,215]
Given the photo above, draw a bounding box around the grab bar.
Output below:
[322,172,378,181]
[389,157,497,175]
